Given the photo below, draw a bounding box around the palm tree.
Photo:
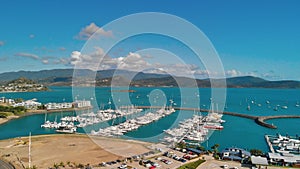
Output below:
[59,161,65,167]
[53,163,59,169]
[211,144,220,159]
[211,144,220,153]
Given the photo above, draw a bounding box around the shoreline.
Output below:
[0,89,49,93]
[0,106,92,125]
[0,115,19,125]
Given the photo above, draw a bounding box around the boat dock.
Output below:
[265,135,275,153]
[135,106,300,129]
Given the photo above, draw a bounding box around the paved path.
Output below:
[197,155,248,169]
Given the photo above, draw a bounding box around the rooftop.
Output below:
[251,156,269,166]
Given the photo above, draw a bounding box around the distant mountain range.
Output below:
[0,69,299,88]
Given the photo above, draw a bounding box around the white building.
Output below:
[13,99,42,109]
[251,156,269,169]
[0,97,16,105]
[268,152,300,167]
[73,100,91,108]
[45,102,73,110]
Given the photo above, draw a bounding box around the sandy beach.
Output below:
[0,134,151,169]
[0,115,19,125]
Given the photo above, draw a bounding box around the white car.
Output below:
[119,164,127,169]
[153,163,161,167]
[165,160,172,165]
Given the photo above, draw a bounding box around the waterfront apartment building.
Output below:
[45,102,73,110]
[73,100,91,108]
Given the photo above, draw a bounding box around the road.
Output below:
[0,159,14,169]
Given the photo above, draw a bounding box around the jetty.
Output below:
[265,135,275,153]
[135,106,300,129]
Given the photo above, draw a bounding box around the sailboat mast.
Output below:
[44,112,47,123]
[29,132,31,168]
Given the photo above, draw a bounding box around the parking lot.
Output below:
[197,155,248,169]
[93,147,199,169]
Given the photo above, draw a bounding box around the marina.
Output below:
[91,106,176,137]
[1,87,300,152]
[136,106,300,129]
[2,2,300,168]
[265,134,300,166]
[266,134,300,155]
[40,105,143,133]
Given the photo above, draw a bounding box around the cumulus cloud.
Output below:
[75,22,113,40]
[226,69,242,77]
[15,52,39,60]
[70,48,268,79]
[70,48,155,71]
[117,52,151,71]
[70,51,82,65]
[69,48,216,78]
[0,41,4,46]
[42,59,49,64]
[260,70,280,80]
[224,69,281,80]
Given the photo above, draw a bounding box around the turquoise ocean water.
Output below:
[0,86,299,152]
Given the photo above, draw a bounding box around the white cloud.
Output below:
[224,69,280,80]
[0,41,4,46]
[70,51,82,65]
[15,52,39,60]
[75,22,113,40]
[69,48,220,78]
[71,48,273,80]
[42,59,49,64]
[226,69,242,77]
[117,52,151,71]
[70,49,101,69]
[70,49,148,71]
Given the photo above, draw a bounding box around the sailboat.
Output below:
[41,112,51,128]
[247,104,251,111]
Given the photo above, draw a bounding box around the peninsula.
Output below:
[0,77,48,93]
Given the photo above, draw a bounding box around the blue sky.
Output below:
[0,0,299,80]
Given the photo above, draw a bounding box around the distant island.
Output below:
[0,77,48,92]
[0,69,299,88]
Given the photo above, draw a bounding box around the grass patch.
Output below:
[0,105,26,116]
[0,112,14,118]
[177,159,206,169]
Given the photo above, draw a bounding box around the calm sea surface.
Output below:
[0,86,299,152]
